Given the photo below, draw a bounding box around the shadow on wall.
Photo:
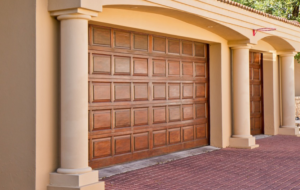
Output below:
[295,60,300,96]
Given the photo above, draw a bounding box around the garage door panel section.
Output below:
[88,25,209,169]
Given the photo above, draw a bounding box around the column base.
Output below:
[48,170,104,190]
[229,136,259,149]
[278,127,300,137]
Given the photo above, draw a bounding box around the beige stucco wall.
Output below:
[210,44,231,148]
[0,0,36,189]
[262,53,280,135]
[36,0,59,189]
[1,0,299,189]
[0,0,59,189]
[295,60,300,96]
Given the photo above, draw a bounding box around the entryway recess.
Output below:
[88,25,210,168]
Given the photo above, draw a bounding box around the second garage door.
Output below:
[88,25,210,169]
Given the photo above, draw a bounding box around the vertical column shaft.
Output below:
[281,54,296,128]
[57,14,91,174]
[232,46,252,138]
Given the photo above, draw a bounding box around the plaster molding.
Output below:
[49,0,102,12]
[57,166,92,174]
[277,51,297,57]
[228,40,253,49]
[50,8,99,17]
[49,0,102,17]
[57,14,92,21]
[229,44,252,50]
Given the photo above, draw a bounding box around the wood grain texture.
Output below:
[88,25,209,168]
[250,52,264,135]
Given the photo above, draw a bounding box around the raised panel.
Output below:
[168,39,180,54]
[253,68,260,80]
[252,101,261,114]
[93,110,111,130]
[252,85,261,97]
[93,54,111,74]
[169,106,181,122]
[183,126,194,142]
[134,33,148,50]
[153,130,167,148]
[93,138,112,158]
[168,61,180,76]
[169,128,181,144]
[182,41,193,56]
[89,25,210,168]
[153,59,166,76]
[115,135,131,154]
[253,53,261,64]
[133,58,148,76]
[93,83,111,102]
[182,83,193,99]
[195,63,206,77]
[195,83,206,98]
[196,104,206,118]
[93,27,111,46]
[114,83,131,101]
[153,106,166,124]
[114,56,131,75]
[153,36,166,52]
[196,124,206,139]
[134,108,148,126]
[134,83,148,101]
[114,30,131,48]
[115,109,131,128]
[195,43,205,57]
[182,62,193,76]
[253,118,261,129]
[134,133,149,151]
[153,83,166,100]
[168,83,180,99]
[182,105,193,121]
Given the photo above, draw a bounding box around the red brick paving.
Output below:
[103,135,300,190]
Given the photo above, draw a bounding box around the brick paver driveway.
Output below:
[103,135,300,190]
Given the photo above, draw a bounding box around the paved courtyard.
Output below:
[102,135,300,190]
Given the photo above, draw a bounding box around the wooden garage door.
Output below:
[250,52,264,135]
[88,25,210,169]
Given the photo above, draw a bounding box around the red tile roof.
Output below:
[217,0,300,27]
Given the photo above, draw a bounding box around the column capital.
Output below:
[277,51,297,57]
[228,40,254,50]
[48,0,102,17]
[229,44,252,50]
[57,14,92,21]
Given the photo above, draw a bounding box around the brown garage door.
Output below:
[88,25,210,169]
[250,52,264,135]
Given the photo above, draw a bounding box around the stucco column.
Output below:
[58,14,90,175]
[278,52,299,136]
[48,13,104,190]
[229,45,259,149]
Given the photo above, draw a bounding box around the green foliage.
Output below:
[232,0,300,19]
[232,0,300,62]
[295,52,300,63]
